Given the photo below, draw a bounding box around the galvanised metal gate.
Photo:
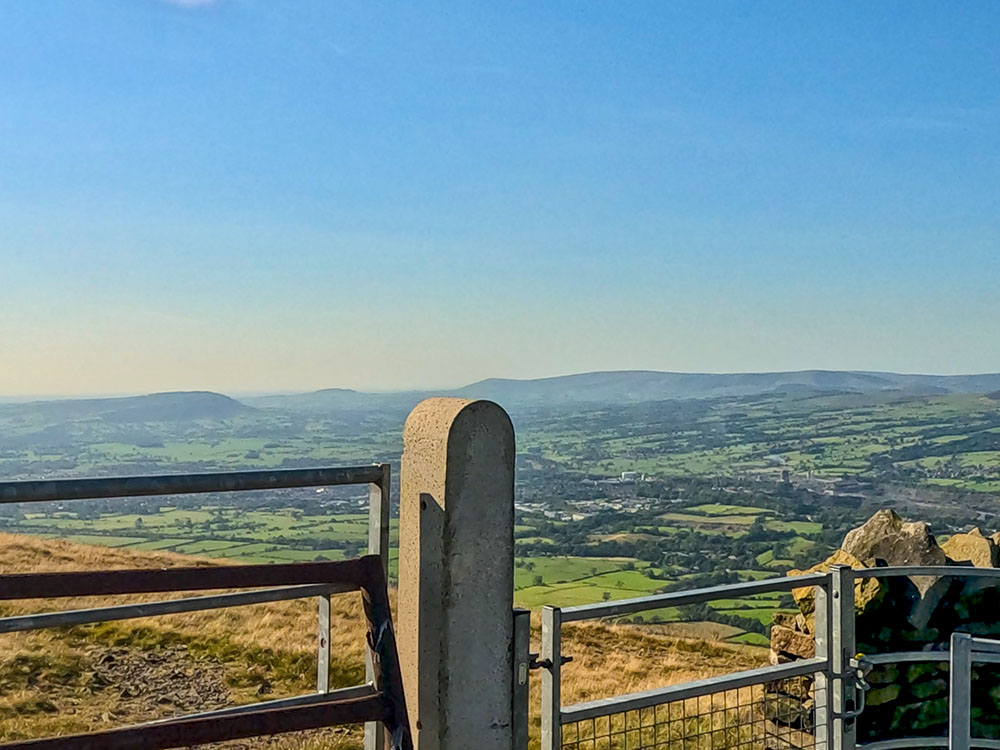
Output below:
[0,465,406,750]
[850,567,1000,750]
[540,566,859,750]
[540,564,1000,750]
[540,565,861,750]
[948,633,1000,750]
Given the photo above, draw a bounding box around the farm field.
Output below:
[516,392,1000,492]
[3,390,1000,494]
[2,387,998,651]
[14,507,390,566]
[6,503,799,646]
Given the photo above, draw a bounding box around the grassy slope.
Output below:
[0,535,765,748]
[0,534,367,747]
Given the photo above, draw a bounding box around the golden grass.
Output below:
[0,533,369,745]
[0,534,765,749]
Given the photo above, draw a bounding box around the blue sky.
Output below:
[1,1,998,395]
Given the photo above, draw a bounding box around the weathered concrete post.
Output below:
[398,398,516,750]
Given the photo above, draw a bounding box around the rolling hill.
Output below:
[452,369,1000,404]
[6,371,1000,424]
[0,391,250,423]
[247,369,1000,411]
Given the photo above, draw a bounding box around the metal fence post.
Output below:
[513,608,531,750]
[814,574,832,750]
[950,633,973,750]
[369,463,392,577]
[830,564,856,750]
[366,463,391,750]
[317,593,331,693]
[541,605,562,750]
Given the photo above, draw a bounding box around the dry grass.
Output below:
[0,534,765,749]
[554,620,765,706]
[0,533,369,745]
[0,533,369,669]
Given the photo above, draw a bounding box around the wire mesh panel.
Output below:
[560,678,826,750]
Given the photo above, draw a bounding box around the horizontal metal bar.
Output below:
[0,583,350,634]
[859,740,947,750]
[864,651,950,665]
[855,566,1000,580]
[562,657,827,722]
[0,465,383,505]
[560,573,827,622]
[145,683,376,724]
[0,555,377,600]
[856,740,1000,750]
[969,636,1000,655]
[865,649,1000,666]
[0,693,389,750]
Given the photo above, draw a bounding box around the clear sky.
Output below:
[1,1,998,396]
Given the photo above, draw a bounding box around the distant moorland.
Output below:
[2,369,999,647]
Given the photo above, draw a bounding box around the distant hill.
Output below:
[7,371,1000,422]
[245,369,1000,411]
[446,369,1000,405]
[0,391,250,424]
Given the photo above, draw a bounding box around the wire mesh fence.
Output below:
[560,678,826,750]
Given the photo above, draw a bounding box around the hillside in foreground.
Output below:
[0,534,764,748]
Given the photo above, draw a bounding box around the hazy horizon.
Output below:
[4,365,1000,402]
[2,2,998,395]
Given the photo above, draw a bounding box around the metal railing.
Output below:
[948,633,1000,750]
[540,564,1000,750]
[851,567,1000,750]
[540,568,854,750]
[0,464,401,750]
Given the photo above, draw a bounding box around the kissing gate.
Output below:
[1,397,999,750]
[536,565,1000,750]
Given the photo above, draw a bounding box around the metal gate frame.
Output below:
[948,633,1000,750]
[0,465,403,750]
[538,564,1000,750]
[539,564,863,750]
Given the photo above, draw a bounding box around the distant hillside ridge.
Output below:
[0,391,251,423]
[8,370,1000,418]
[231,369,1000,412]
[450,369,1000,404]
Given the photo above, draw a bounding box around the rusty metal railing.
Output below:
[0,465,408,750]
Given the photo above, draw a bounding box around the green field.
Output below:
[9,506,792,645]
[9,506,393,567]
[3,387,998,650]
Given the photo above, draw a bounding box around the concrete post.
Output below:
[397,398,516,750]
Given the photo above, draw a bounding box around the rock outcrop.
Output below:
[841,509,946,596]
[942,527,998,568]
[767,511,1000,748]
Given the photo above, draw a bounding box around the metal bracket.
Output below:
[530,653,573,670]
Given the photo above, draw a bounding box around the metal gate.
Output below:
[539,565,867,750]
[0,465,411,750]
[538,564,1000,750]
[948,633,1000,750]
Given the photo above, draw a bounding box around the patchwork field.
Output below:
[7,503,802,646]
[16,507,392,566]
[2,388,997,655]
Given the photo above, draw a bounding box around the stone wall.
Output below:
[768,509,1000,745]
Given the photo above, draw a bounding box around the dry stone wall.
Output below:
[768,510,1000,745]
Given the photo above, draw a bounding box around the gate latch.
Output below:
[835,654,873,722]
[530,652,574,670]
